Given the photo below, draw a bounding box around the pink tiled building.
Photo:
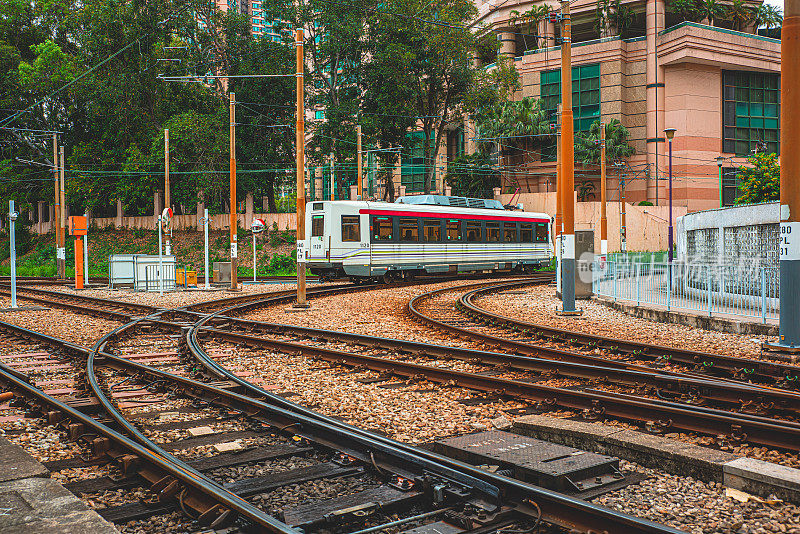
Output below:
[468,0,780,212]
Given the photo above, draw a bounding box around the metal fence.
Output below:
[592,260,779,323]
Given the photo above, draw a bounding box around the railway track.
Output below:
[456,279,800,387]
[0,274,689,533]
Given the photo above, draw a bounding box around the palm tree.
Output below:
[698,0,724,26]
[575,120,636,165]
[753,4,783,33]
[726,0,753,31]
[509,5,551,50]
[608,0,636,37]
[670,0,700,22]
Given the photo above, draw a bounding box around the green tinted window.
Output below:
[723,70,780,155]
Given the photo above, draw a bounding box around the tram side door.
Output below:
[309,213,327,262]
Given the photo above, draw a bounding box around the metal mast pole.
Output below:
[559,0,579,314]
[779,0,800,347]
[295,28,308,308]
[357,124,363,200]
[229,92,238,290]
[203,208,210,289]
[164,128,171,255]
[53,134,62,279]
[600,123,607,257]
[59,146,66,279]
[555,104,562,239]
[9,201,17,309]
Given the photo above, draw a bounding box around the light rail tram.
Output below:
[304,195,552,282]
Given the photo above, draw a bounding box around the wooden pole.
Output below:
[559,0,578,313]
[357,124,363,200]
[59,145,66,279]
[778,0,800,346]
[555,103,562,239]
[330,151,335,201]
[295,28,308,307]
[229,92,238,290]
[600,123,607,257]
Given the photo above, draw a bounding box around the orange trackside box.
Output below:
[68,216,88,236]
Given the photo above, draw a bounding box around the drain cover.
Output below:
[435,430,623,494]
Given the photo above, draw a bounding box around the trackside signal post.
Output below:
[776,0,800,348]
[295,28,309,308]
[68,216,88,290]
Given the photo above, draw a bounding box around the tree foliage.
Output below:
[736,152,779,205]
[444,152,499,197]
[575,119,635,165]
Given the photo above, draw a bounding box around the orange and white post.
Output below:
[68,216,88,289]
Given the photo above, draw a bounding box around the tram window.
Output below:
[341,215,360,242]
[504,223,517,243]
[373,216,393,241]
[399,218,419,242]
[446,220,462,241]
[520,223,533,243]
[311,215,324,237]
[465,221,482,243]
[536,223,549,243]
[423,219,441,242]
[486,222,500,243]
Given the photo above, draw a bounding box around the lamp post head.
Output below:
[664,128,677,141]
[715,156,726,168]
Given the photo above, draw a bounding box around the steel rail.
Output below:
[0,320,300,534]
[196,324,800,451]
[177,303,686,532]
[83,316,298,531]
[460,280,800,385]
[200,316,800,416]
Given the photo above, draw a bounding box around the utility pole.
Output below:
[555,104,562,239]
[559,0,579,315]
[59,145,66,279]
[52,134,62,279]
[229,92,238,291]
[330,151,335,201]
[295,28,309,308]
[357,124,363,200]
[600,123,607,258]
[164,128,171,255]
[776,0,800,348]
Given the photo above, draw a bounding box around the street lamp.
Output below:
[664,128,677,263]
[716,156,726,208]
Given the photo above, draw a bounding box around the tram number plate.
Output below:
[780,222,800,261]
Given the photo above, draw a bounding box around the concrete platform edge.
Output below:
[511,415,800,503]
[594,296,778,336]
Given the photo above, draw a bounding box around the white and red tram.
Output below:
[304,196,552,282]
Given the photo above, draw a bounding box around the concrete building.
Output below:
[461,0,780,212]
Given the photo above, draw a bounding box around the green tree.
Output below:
[669,0,701,22]
[698,0,724,26]
[753,4,783,33]
[608,0,636,36]
[474,97,552,153]
[445,153,499,197]
[575,119,636,165]
[368,0,479,194]
[736,152,779,205]
[726,0,754,31]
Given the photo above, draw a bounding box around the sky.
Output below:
[764,0,783,9]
